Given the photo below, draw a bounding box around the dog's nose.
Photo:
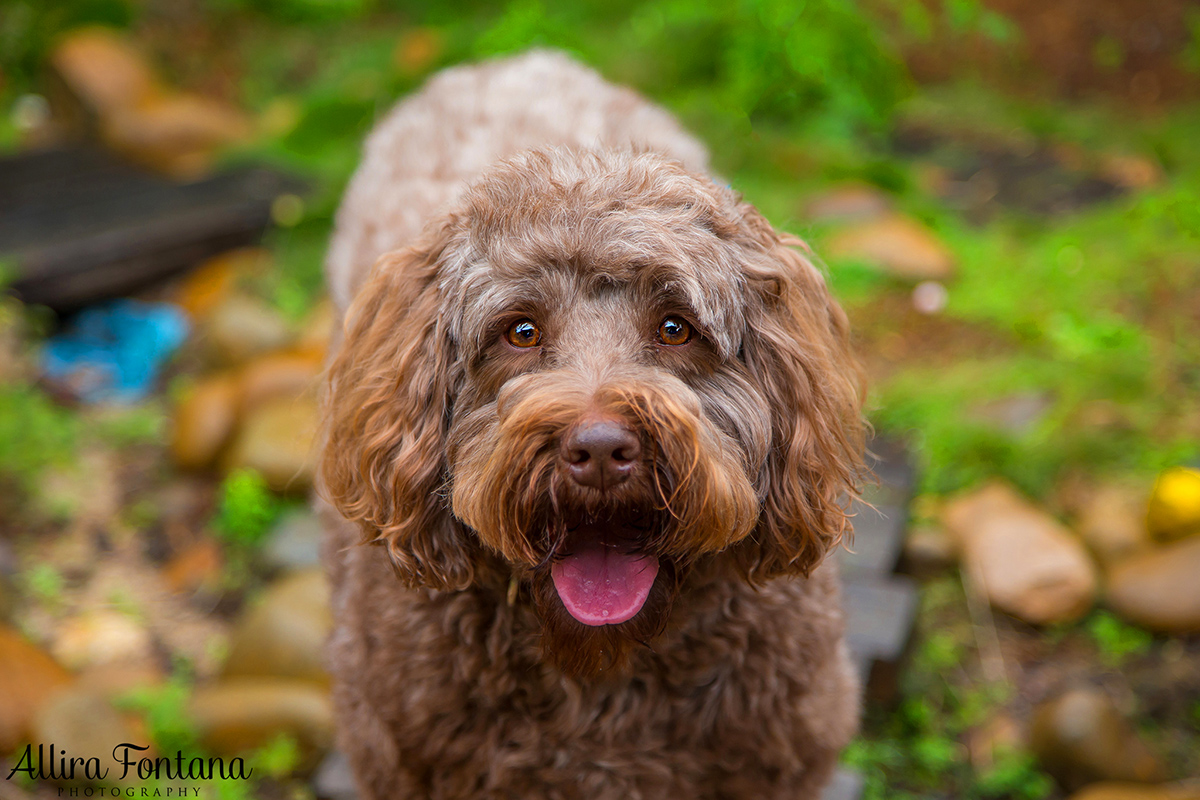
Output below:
[563,417,641,490]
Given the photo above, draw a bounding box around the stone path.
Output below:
[824,435,921,800]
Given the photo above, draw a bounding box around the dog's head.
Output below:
[321,149,865,677]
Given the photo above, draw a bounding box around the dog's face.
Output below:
[322,150,864,677]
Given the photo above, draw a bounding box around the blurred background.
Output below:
[0,1,1198,798]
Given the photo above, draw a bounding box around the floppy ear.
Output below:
[319,236,475,590]
[733,219,867,581]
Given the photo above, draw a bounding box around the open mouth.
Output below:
[549,520,660,627]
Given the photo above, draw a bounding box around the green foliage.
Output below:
[250,733,301,779]
[0,386,78,496]
[119,675,200,755]
[214,469,282,548]
[23,563,65,604]
[1086,610,1153,667]
[970,748,1054,800]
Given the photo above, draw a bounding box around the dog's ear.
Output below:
[734,220,866,581]
[320,238,476,590]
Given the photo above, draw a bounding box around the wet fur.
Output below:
[319,50,866,800]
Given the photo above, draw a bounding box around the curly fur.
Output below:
[319,50,866,800]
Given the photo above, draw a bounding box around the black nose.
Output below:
[563,417,641,490]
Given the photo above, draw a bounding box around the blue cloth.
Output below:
[40,300,189,404]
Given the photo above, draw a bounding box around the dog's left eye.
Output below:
[658,316,692,346]
[506,319,542,348]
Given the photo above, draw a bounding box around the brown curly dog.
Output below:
[318,50,866,800]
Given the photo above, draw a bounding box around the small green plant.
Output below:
[0,385,78,496]
[118,674,199,755]
[970,748,1054,800]
[214,469,282,549]
[23,563,65,604]
[1086,610,1153,667]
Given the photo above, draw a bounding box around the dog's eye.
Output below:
[657,317,692,346]
[506,319,542,348]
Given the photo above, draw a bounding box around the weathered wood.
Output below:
[0,147,302,311]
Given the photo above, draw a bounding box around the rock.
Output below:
[173,249,270,321]
[1098,153,1164,191]
[842,576,919,706]
[966,712,1023,770]
[314,750,359,800]
[900,524,957,579]
[49,28,160,121]
[0,624,73,754]
[1105,535,1200,633]
[188,678,334,756]
[51,611,154,671]
[263,508,324,572]
[1077,484,1153,565]
[820,767,864,800]
[77,662,164,699]
[163,539,224,595]
[237,349,323,412]
[49,28,250,177]
[222,393,319,491]
[102,93,251,178]
[1145,467,1200,542]
[944,482,1098,625]
[1029,687,1167,791]
[805,183,891,223]
[826,213,956,281]
[33,688,144,782]
[1069,783,1200,800]
[202,295,293,367]
[171,374,240,471]
[222,569,330,684]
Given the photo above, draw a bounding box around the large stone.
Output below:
[188,678,334,756]
[222,393,319,492]
[236,350,323,412]
[1069,783,1200,800]
[1105,535,1200,633]
[826,213,956,281]
[943,482,1097,625]
[262,508,324,572]
[0,624,73,754]
[51,610,154,671]
[201,295,293,367]
[1077,484,1153,565]
[32,688,142,783]
[222,569,330,685]
[805,183,891,224]
[1029,687,1167,791]
[49,28,250,177]
[842,576,919,706]
[171,374,240,471]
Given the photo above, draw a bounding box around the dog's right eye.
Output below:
[505,319,542,348]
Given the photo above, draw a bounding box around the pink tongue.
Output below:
[550,540,659,627]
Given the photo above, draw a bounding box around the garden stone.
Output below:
[826,213,955,281]
[841,575,919,706]
[237,349,324,412]
[820,767,864,800]
[805,183,891,223]
[222,392,320,492]
[51,610,154,670]
[171,374,240,470]
[1029,687,1167,790]
[1069,783,1200,800]
[263,508,324,572]
[32,688,140,783]
[0,624,73,754]
[943,482,1097,625]
[314,751,359,800]
[188,678,334,756]
[1105,535,1200,633]
[1077,484,1152,565]
[202,295,292,367]
[222,568,330,684]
